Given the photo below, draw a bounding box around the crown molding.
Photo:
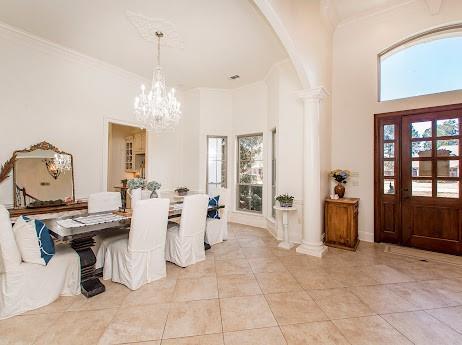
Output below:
[0,21,149,85]
[296,87,329,101]
[337,0,416,29]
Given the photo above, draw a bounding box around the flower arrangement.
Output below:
[127,178,146,190]
[146,181,161,192]
[175,186,190,196]
[329,169,351,184]
[275,194,294,208]
[329,169,351,198]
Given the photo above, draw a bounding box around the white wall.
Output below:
[331,0,462,242]
[0,24,187,206]
[268,61,304,243]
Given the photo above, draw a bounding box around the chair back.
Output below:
[0,205,21,273]
[88,192,122,214]
[179,194,209,237]
[129,198,169,252]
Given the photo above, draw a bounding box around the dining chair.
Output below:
[165,194,209,267]
[99,198,170,290]
[205,187,229,246]
[88,192,122,214]
[88,192,128,266]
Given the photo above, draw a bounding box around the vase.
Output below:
[334,183,345,198]
[150,190,158,198]
[128,188,141,207]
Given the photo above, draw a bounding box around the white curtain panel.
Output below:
[0,206,80,320]
[165,194,209,267]
[100,198,170,290]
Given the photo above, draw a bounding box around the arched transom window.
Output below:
[379,25,462,102]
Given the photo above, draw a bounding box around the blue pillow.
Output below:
[207,195,220,219]
[25,216,55,265]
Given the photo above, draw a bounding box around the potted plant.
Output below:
[121,179,128,188]
[146,180,161,198]
[127,178,146,205]
[175,186,189,196]
[276,194,294,208]
[329,169,351,198]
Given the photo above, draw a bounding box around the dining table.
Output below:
[44,195,224,298]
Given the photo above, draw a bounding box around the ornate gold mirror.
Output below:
[0,142,75,208]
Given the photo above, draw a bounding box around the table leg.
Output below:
[71,236,105,298]
[278,211,294,250]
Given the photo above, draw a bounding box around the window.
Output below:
[237,134,263,213]
[207,136,227,195]
[379,25,462,101]
[271,129,277,218]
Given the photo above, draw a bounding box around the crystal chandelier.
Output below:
[134,31,181,131]
[53,154,72,172]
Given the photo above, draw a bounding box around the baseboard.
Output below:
[359,230,374,242]
[229,211,267,229]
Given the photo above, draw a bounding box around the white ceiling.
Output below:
[0,0,287,89]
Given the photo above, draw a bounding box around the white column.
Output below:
[296,87,328,257]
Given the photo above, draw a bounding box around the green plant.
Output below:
[127,178,146,190]
[146,181,161,191]
[275,194,294,203]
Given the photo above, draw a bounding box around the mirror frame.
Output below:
[0,141,75,208]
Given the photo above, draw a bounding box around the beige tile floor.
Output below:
[3,223,462,344]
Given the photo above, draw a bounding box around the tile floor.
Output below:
[3,223,462,344]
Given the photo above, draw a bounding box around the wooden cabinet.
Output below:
[133,132,145,154]
[125,136,134,171]
[324,198,359,251]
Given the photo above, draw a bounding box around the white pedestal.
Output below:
[273,206,297,250]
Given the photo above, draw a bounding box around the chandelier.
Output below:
[134,31,181,131]
[43,154,71,180]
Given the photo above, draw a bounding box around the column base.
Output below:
[296,242,328,257]
[278,241,295,250]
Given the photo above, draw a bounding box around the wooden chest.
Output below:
[324,198,359,251]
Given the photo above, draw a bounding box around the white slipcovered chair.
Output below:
[0,205,80,320]
[88,192,122,214]
[205,187,229,246]
[165,194,209,267]
[88,192,128,268]
[98,198,170,290]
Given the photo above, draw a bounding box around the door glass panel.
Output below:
[412,179,432,197]
[436,139,459,157]
[384,124,395,140]
[437,180,459,198]
[411,121,432,138]
[384,143,394,158]
[437,160,459,177]
[412,141,432,158]
[384,161,394,176]
[436,118,459,137]
[384,179,395,195]
[412,161,431,177]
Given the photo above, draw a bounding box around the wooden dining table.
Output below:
[45,201,224,298]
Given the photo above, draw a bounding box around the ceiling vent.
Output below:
[229,75,240,80]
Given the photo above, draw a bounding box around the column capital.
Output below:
[296,86,329,101]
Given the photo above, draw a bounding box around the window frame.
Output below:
[271,128,277,218]
[206,135,227,194]
[378,23,462,102]
[236,132,264,214]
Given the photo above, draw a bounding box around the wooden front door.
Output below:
[375,104,462,255]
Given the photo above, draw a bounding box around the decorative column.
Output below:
[296,87,328,257]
